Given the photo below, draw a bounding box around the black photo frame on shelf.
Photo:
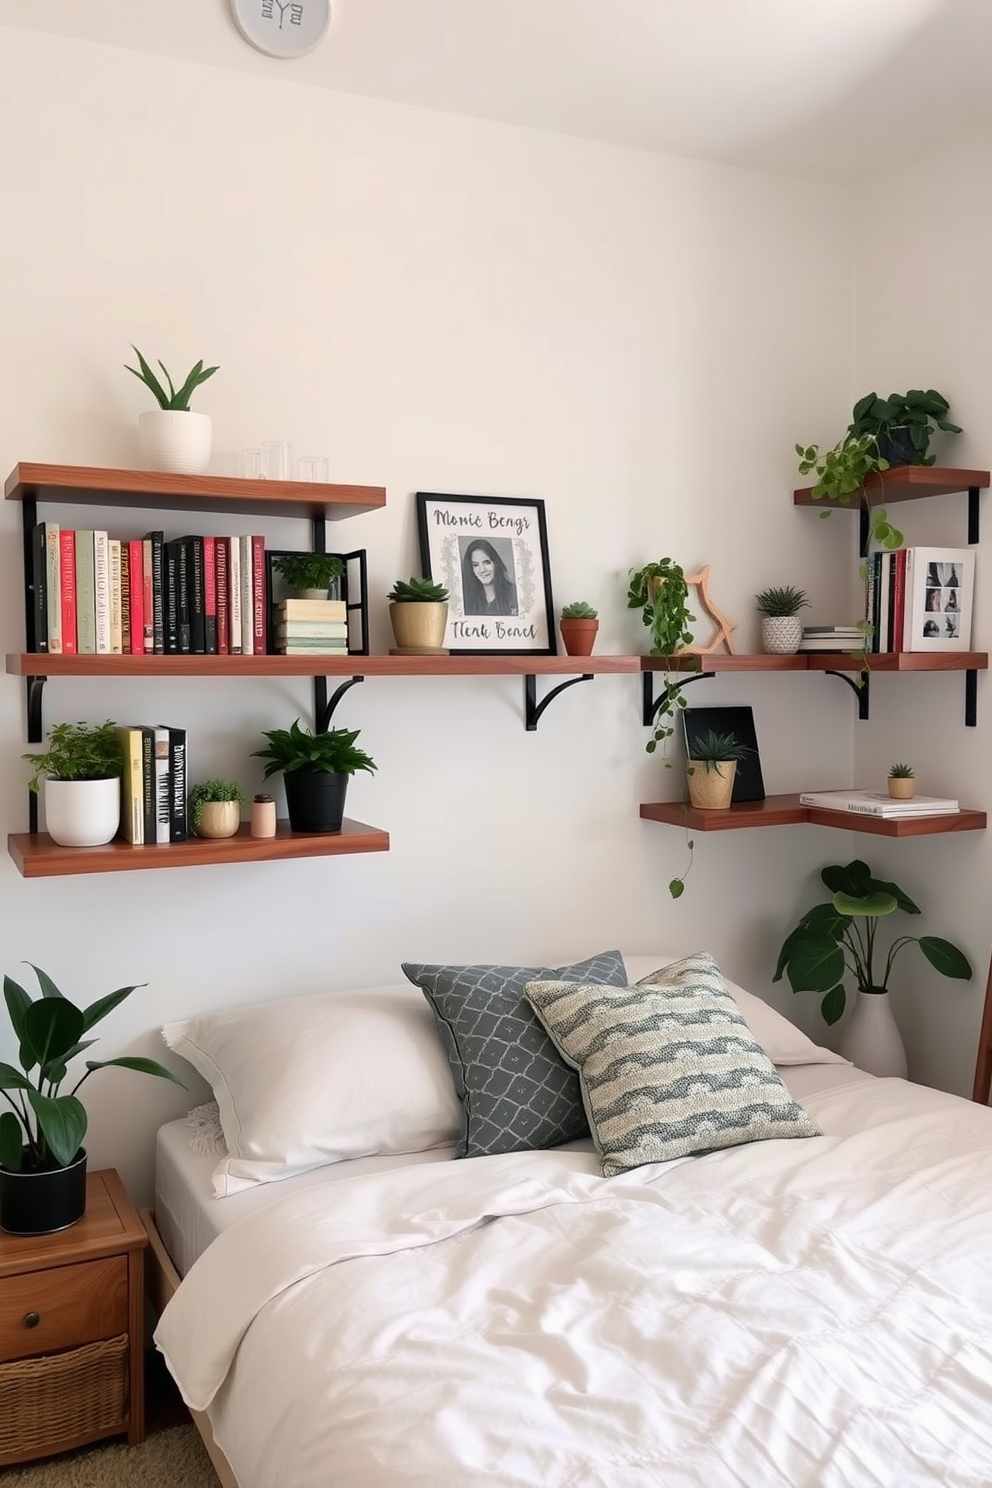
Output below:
[682,705,766,804]
[264,549,369,655]
[416,492,556,654]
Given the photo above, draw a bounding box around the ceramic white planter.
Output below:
[761,616,803,655]
[838,988,908,1078]
[44,777,120,847]
[138,410,212,475]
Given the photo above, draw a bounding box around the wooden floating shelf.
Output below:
[641,652,987,674]
[4,462,385,521]
[7,819,390,879]
[6,653,642,678]
[793,465,990,508]
[640,794,987,837]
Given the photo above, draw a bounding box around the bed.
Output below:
[148,950,992,1488]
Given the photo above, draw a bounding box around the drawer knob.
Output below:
[23,1311,40,1329]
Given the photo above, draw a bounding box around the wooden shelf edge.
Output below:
[7,819,390,878]
[5,653,642,678]
[640,795,986,836]
[793,465,990,507]
[639,652,987,675]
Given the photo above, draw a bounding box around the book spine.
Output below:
[127,538,144,656]
[163,725,188,842]
[239,536,253,660]
[115,727,145,844]
[120,540,132,655]
[203,535,218,654]
[176,537,191,653]
[163,540,180,654]
[45,523,62,654]
[31,522,48,653]
[146,530,165,654]
[142,537,155,654]
[153,725,171,845]
[891,548,906,655]
[228,536,243,654]
[59,530,77,655]
[215,536,229,655]
[188,535,206,654]
[139,726,156,844]
[252,536,266,654]
[108,538,123,654]
[75,531,96,655]
[93,531,111,654]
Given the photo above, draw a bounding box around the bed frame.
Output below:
[140,1208,238,1488]
[972,952,992,1104]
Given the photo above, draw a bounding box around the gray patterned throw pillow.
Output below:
[525,951,820,1176]
[402,950,628,1158]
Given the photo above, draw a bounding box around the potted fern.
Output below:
[252,719,377,833]
[559,601,599,656]
[22,720,124,848]
[125,345,219,475]
[755,585,809,655]
[387,577,450,655]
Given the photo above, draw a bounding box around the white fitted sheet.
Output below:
[153,1060,872,1277]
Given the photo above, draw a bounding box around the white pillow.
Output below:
[620,953,849,1068]
[162,984,461,1196]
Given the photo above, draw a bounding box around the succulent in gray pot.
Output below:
[0,964,184,1234]
[755,586,809,655]
[252,719,377,834]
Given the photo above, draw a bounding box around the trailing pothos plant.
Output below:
[795,432,903,551]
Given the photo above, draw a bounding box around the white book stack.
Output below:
[274,598,349,655]
[798,789,959,818]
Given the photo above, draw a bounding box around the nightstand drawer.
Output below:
[0,1256,127,1362]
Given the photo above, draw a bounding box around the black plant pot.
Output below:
[877,426,922,466]
[0,1148,87,1235]
[283,770,349,833]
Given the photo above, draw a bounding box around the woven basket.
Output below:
[0,1333,128,1460]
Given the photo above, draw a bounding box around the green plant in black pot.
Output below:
[847,388,962,467]
[273,552,345,597]
[773,858,972,1026]
[627,559,696,758]
[252,720,377,834]
[0,964,184,1233]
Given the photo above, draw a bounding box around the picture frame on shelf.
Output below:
[904,546,975,651]
[415,492,557,655]
[681,704,766,804]
[264,548,369,655]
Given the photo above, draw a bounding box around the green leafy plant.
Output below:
[686,728,753,774]
[22,721,124,792]
[627,559,697,761]
[847,388,962,465]
[561,600,598,619]
[124,346,219,411]
[273,553,345,595]
[388,577,449,602]
[188,779,248,833]
[773,858,972,1026]
[795,433,902,550]
[888,763,915,779]
[0,964,184,1171]
[755,586,809,618]
[252,719,377,778]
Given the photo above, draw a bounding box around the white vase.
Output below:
[761,616,803,654]
[44,778,120,848]
[838,988,908,1078]
[138,410,212,475]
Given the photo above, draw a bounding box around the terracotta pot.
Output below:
[560,617,599,656]
[195,800,242,838]
[888,777,915,799]
[686,759,737,810]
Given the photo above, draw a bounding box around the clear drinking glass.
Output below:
[261,441,292,481]
[297,455,329,483]
[242,448,264,479]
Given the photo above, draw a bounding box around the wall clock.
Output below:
[230,0,331,60]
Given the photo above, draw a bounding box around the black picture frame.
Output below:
[264,549,369,655]
[416,492,556,654]
[682,705,766,803]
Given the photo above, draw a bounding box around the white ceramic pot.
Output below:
[838,988,908,1078]
[761,616,803,655]
[44,778,120,848]
[138,410,212,475]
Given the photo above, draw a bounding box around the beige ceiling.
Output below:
[0,0,988,183]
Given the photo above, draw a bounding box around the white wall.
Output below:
[0,28,861,1203]
[854,131,992,1097]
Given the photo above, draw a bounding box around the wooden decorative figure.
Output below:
[678,566,737,656]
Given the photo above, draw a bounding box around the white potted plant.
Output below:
[125,345,219,475]
[23,720,124,847]
[755,585,810,655]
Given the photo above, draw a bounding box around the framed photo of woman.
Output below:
[416,492,557,654]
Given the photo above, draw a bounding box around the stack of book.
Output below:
[798,789,959,819]
[273,598,349,655]
[115,724,188,845]
[798,625,865,652]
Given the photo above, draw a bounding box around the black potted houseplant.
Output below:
[125,346,219,476]
[272,552,345,600]
[0,964,184,1234]
[846,388,962,468]
[387,576,450,655]
[627,559,696,759]
[23,720,125,848]
[252,719,377,833]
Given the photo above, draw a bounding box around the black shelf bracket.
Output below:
[966,668,978,726]
[641,669,712,727]
[314,675,365,734]
[823,668,871,720]
[25,675,46,834]
[969,485,981,545]
[524,673,593,730]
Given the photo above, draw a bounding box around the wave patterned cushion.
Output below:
[402,950,628,1158]
[524,951,821,1176]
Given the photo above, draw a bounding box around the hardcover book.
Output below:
[31,521,48,653]
[59,529,77,655]
[115,726,145,844]
[93,530,111,654]
[903,546,975,652]
[153,725,171,845]
[108,538,123,654]
[74,530,96,655]
[145,530,165,654]
[127,538,144,655]
[160,724,188,842]
[798,789,959,817]
[45,522,62,654]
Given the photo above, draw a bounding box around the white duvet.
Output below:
[157,1076,992,1488]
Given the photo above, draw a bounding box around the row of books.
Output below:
[865,545,975,654]
[116,725,187,844]
[31,524,269,657]
[798,788,959,819]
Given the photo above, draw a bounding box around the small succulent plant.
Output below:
[124,347,219,411]
[888,763,915,779]
[687,728,753,773]
[561,601,598,619]
[755,586,810,617]
[388,577,449,602]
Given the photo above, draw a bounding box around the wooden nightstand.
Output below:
[0,1168,146,1467]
